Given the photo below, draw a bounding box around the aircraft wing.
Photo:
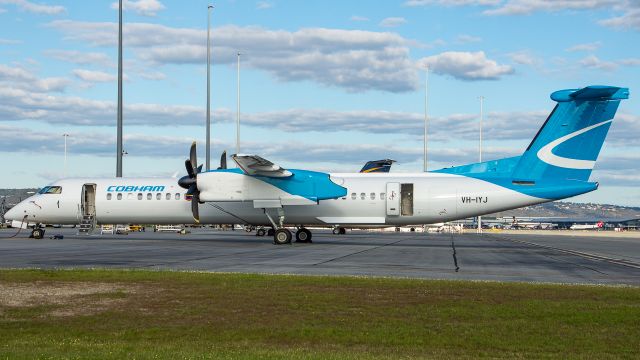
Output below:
[231,154,293,178]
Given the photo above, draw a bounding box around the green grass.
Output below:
[1,269,639,359]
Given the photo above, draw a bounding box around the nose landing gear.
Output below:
[30,227,45,239]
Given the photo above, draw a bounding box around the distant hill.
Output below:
[489,201,640,220]
[2,188,639,221]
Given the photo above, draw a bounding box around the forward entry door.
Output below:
[81,184,96,217]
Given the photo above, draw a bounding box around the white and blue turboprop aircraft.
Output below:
[4,85,629,244]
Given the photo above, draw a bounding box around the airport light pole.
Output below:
[63,133,69,177]
[206,4,213,171]
[423,65,429,172]
[478,96,484,233]
[116,0,123,177]
[236,51,241,155]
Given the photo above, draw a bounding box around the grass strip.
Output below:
[1,269,639,359]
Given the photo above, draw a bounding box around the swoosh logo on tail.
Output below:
[537,119,613,170]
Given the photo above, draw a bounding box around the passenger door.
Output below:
[400,183,414,216]
[81,183,97,217]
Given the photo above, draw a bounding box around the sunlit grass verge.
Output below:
[1,269,639,359]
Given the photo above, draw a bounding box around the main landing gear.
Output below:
[273,228,292,245]
[260,209,313,245]
[332,227,346,235]
[255,227,312,244]
[295,228,312,243]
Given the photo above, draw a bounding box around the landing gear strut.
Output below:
[263,209,291,245]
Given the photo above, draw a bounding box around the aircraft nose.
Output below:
[4,204,23,222]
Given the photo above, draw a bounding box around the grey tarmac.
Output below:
[1,228,639,285]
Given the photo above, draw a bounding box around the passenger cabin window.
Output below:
[127,193,133,200]
[370,192,375,200]
[165,193,171,200]
[380,192,385,200]
[156,193,161,200]
[175,193,181,200]
[117,193,122,200]
[38,186,62,194]
[147,193,152,200]
[360,193,365,200]
[107,193,112,200]
[351,193,356,200]
[137,193,143,200]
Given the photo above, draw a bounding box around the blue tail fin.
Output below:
[512,85,629,182]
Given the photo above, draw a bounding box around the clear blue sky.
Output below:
[0,0,638,205]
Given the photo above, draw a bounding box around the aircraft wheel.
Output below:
[295,228,312,243]
[332,228,340,235]
[274,228,292,245]
[256,228,266,236]
[339,227,346,235]
[31,228,45,239]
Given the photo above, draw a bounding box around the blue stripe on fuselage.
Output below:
[434,157,599,200]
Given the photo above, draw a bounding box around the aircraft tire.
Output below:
[339,227,346,235]
[32,228,44,239]
[274,228,292,245]
[332,228,340,235]
[267,228,275,236]
[256,228,266,236]
[295,228,312,243]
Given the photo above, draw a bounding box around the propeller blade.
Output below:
[186,184,197,196]
[219,150,227,170]
[191,191,200,224]
[185,159,195,178]
[189,141,197,176]
[196,164,203,174]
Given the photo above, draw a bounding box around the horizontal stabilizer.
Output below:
[551,86,629,102]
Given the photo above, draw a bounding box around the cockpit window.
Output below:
[38,186,62,194]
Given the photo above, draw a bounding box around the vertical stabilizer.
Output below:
[512,86,628,182]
